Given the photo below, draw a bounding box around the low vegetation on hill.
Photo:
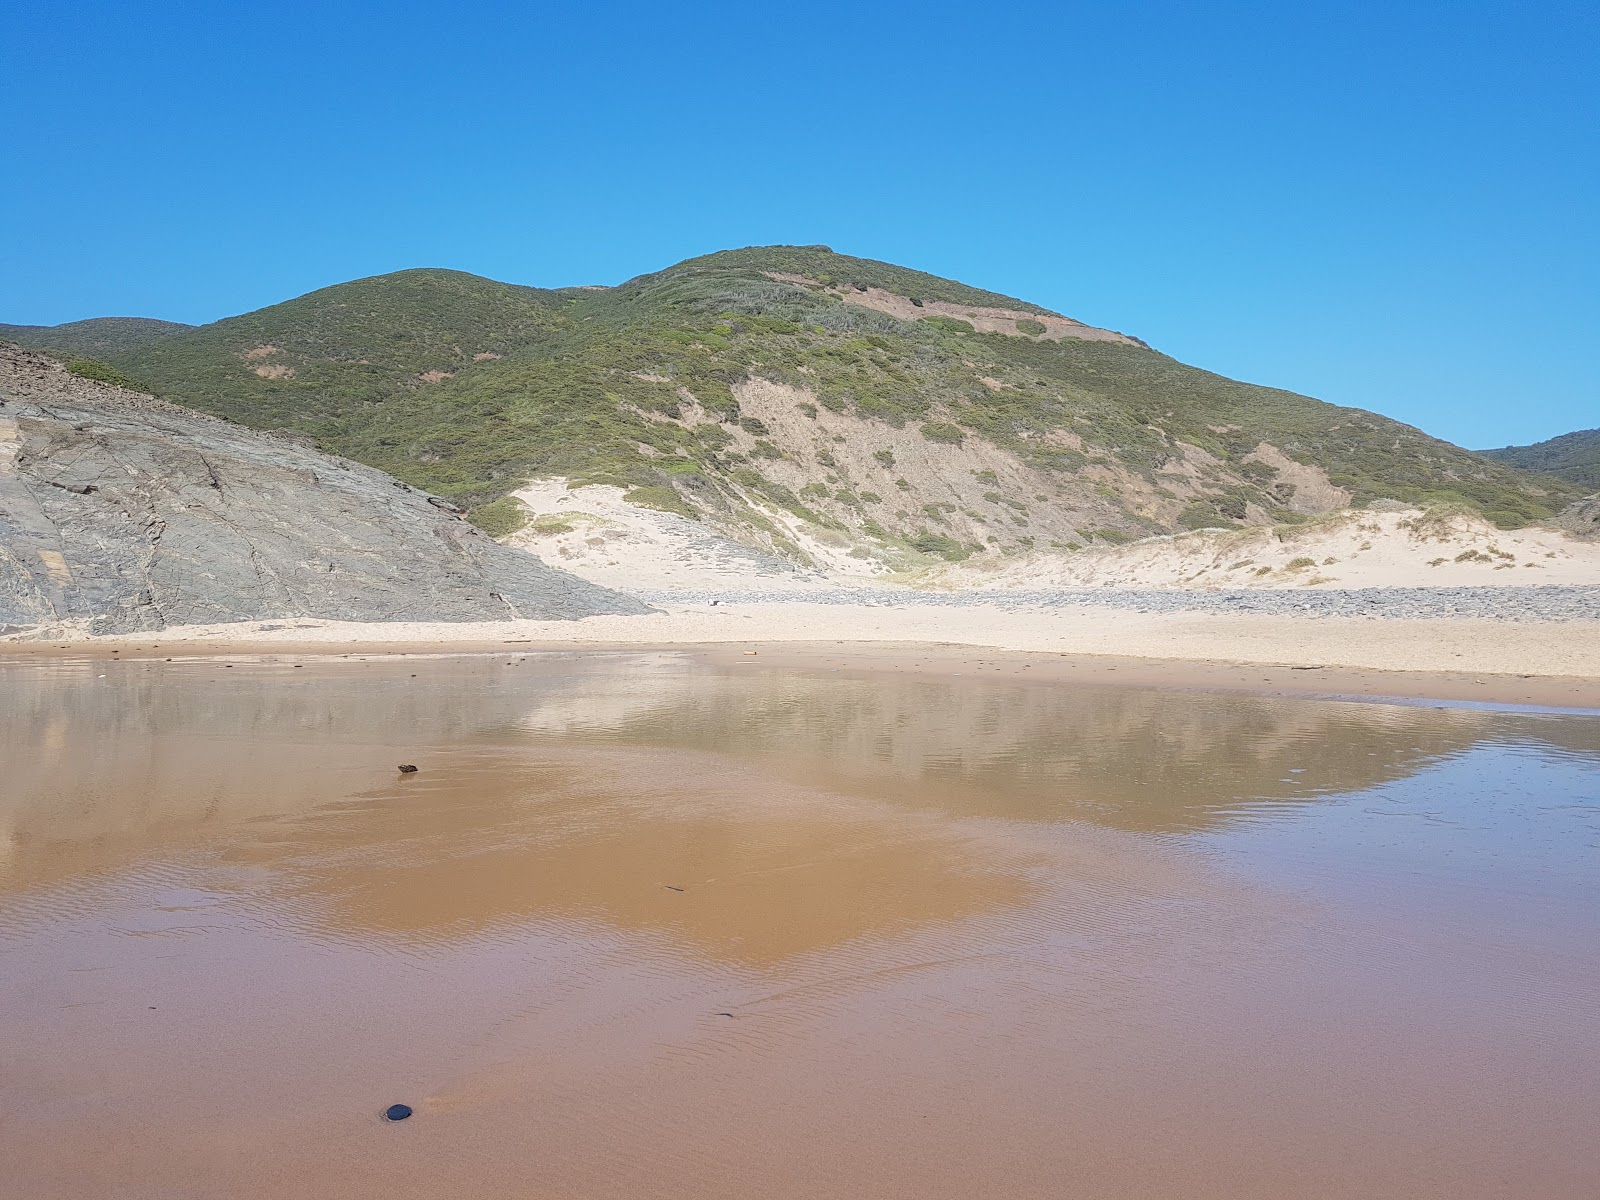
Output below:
[63,246,1579,570]
[1482,428,1600,490]
[0,316,193,357]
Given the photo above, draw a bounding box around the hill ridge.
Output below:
[1481,427,1600,489]
[0,316,194,358]
[22,245,1579,573]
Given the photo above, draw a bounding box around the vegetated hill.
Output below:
[105,247,1578,573]
[0,316,193,357]
[0,344,645,634]
[1481,428,1600,490]
[114,268,571,428]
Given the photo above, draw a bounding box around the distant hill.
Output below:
[0,316,192,357]
[109,268,569,428]
[76,246,1580,568]
[1481,428,1600,490]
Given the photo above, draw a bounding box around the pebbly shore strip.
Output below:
[637,585,1600,623]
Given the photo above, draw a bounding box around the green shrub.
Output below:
[624,485,698,520]
[529,513,577,535]
[909,530,971,560]
[1237,459,1278,483]
[1178,502,1227,530]
[1086,528,1132,544]
[67,357,150,393]
[923,315,974,334]
[467,496,529,537]
[920,421,965,444]
[1014,319,1046,336]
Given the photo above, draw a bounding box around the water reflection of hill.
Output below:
[4,654,1594,962]
[1,659,1036,962]
[517,658,1514,832]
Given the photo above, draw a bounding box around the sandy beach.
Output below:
[8,598,1600,708]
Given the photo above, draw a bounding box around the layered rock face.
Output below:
[0,346,648,634]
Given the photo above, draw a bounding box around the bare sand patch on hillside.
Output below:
[946,510,1600,591]
[762,272,1143,345]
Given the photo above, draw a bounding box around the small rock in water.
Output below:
[397,764,419,774]
[384,1104,413,1122]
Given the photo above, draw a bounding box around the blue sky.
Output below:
[3,1,1594,448]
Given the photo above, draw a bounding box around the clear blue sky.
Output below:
[3,1,1595,449]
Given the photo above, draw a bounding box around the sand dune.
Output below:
[944,509,1600,591]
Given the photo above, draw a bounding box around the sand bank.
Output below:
[7,600,1599,708]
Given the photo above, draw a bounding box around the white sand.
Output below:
[505,484,1600,595]
[945,510,1600,591]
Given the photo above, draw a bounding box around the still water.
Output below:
[3,651,1598,1198]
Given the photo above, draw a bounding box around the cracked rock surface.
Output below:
[0,345,649,634]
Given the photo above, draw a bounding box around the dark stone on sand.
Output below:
[385,1104,413,1121]
[397,764,418,773]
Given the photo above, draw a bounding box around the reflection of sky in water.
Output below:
[1191,737,1600,943]
[512,656,1599,835]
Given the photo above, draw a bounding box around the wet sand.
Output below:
[3,653,1598,1198]
[7,636,1600,709]
[7,598,1600,689]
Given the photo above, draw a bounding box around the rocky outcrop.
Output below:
[0,345,649,634]
[1554,495,1600,540]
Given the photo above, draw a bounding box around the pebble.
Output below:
[385,1104,413,1121]
[638,585,1600,623]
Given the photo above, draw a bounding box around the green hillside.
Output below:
[99,247,1577,565]
[664,244,1064,316]
[115,268,569,428]
[0,316,192,357]
[1481,429,1600,490]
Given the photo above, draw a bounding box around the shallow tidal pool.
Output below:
[3,651,1598,1199]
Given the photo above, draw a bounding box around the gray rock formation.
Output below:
[0,345,649,634]
[1554,495,1600,541]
